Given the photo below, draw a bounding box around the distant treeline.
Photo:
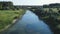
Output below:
[1,1,60,10]
[43,3,60,8]
[0,1,13,10]
[0,1,21,10]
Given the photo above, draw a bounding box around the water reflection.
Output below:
[1,10,53,34]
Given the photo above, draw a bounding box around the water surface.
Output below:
[1,10,53,34]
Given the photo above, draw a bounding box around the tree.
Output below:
[0,1,13,10]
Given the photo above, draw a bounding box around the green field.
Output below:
[0,9,25,30]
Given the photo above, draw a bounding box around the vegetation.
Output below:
[0,1,13,10]
[30,3,60,34]
[1,1,60,34]
[0,1,26,31]
[0,9,25,30]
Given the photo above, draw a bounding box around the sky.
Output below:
[0,0,60,5]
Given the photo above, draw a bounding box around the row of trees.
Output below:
[43,3,60,8]
[0,1,20,10]
[0,1,13,10]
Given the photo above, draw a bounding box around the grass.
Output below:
[43,8,60,29]
[56,16,60,20]
[43,8,59,13]
[0,9,25,29]
[41,16,49,19]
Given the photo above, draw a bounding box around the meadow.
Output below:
[0,9,25,30]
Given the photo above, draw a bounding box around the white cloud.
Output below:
[0,0,60,5]
[40,0,60,5]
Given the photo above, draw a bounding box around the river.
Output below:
[0,10,53,34]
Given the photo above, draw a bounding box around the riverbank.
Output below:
[0,9,26,32]
[31,8,60,34]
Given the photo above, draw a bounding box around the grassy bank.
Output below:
[0,9,26,30]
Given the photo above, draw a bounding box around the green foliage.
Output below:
[0,9,25,30]
[0,2,13,10]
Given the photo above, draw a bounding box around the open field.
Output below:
[0,9,25,30]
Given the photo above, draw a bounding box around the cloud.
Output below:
[0,0,60,5]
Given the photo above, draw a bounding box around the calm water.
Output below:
[1,10,53,34]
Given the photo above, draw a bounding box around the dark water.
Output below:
[1,10,53,34]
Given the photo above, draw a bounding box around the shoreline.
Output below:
[0,15,23,32]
